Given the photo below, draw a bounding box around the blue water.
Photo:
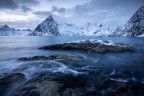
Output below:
[0,36,144,80]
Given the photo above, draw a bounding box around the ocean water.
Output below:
[0,36,144,81]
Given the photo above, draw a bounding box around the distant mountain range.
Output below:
[31,15,112,36]
[0,5,144,37]
[0,25,32,36]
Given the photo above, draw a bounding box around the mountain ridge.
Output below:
[0,5,144,37]
[111,5,144,37]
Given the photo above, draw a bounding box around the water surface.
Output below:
[0,36,144,81]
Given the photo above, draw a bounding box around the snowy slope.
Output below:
[112,5,144,37]
[80,23,111,36]
[58,22,84,36]
[58,22,112,36]
[0,25,32,36]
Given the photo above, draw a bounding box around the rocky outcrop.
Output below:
[0,52,143,96]
[10,72,144,96]
[39,40,135,53]
[12,73,91,96]
[18,53,82,61]
[32,15,60,36]
[0,73,26,96]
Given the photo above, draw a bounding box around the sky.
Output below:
[0,0,144,29]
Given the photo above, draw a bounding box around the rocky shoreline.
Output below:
[0,40,143,96]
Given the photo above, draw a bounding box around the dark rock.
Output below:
[39,40,135,53]
[18,53,82,61]
[0,73,26,96]
[2,71,143,96]
[126,80,144,96]
[13,73,92,96]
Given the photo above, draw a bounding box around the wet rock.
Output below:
[18,53,82,61]
[95,79,144,96]
[0,73,26,96]
[2,71,144,96]
[39,40,135,53]
[13,73,92,96]
[89,44,134,53]
[126,80,144,96]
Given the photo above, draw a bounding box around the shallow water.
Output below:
[0,36,144,82]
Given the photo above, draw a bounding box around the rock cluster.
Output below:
[0,72,144,96]
[18,53,82,61]
[39,40,135,53]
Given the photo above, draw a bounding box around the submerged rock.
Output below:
[0,73,26,96]
[39,40,135,53]
[18,53,82,61]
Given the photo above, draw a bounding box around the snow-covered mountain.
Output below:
[0,25,32,36]
[59,23,112,36]
[31,15,60,36]
[80,23,111,36]
[112,5,144,37]
[58,23,83,36]
[1,5,144,37]
[31,15,112,36]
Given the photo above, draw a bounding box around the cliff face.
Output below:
[112,5,144,37]
[124,5,144,37]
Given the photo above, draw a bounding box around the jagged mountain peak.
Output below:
[3,24,9,27]
[1,24,10,29]
[127,5,144,24]
[124,5,144,36]
[0,24,15,31]
[112,5,144,37]
[45,14,53,21]
[32,15,60,36]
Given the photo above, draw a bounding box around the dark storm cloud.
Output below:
[0,0,39,12]
[0,0,18,9]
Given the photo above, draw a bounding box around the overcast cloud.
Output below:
[0,0,144,29]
